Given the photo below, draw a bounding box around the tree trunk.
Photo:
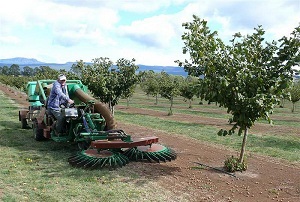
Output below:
[189,99,192,108]
[126,97,130,108]
[111,105,115,117]
[155,94,158,105]
[239,127,248,163]
[169,97,173,115]
[108,101,112,111]
[108,100,114,117]
[292,102,295,112]
[281,98,285,108]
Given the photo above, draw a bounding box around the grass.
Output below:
[0,91,188,202]
[119,89,300,128]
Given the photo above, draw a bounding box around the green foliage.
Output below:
[117,58,139,100]
[22,66,35,76]
[176,15,299,162]
[159,72,183,100]
[70,61,84,79]
[0,75,31,90]
[33,66,59,80]
[288,80,300,112]
[224,155,247,172]
[78,57,139,113]
[159,72,184,115]
[180,75,200,108]
[140,71,161,105]
[1,66,9,75]
[9,64,21,76]
[178,16,294,134]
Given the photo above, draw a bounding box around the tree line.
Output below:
[0,59,203,115]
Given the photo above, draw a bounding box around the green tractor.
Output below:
[19,80,176,169]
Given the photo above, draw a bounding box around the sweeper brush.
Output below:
[67,135,176,169]
[68,149,129,169]
[123,144,177,163]
[19,79,177,169]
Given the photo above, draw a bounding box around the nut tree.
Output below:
[176,15,299,163]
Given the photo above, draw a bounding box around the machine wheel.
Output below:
[77,140,91,151]
[32,119,45,141]
[21,118,29,129]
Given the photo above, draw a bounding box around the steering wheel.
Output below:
[61,102,75,108]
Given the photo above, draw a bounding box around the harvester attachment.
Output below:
[68,149,129,169]
[68,134,176,169]
[123,144,177,163]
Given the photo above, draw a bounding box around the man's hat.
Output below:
[58,74,66,81]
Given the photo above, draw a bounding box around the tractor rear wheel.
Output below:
[32,119,45,141]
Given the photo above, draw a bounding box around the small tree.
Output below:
[176,15,298,165]
[180,75,199,108]
[34,66,59,80]
[116,58,139,108]
[140,71,161,105]
[159,72,184,115]
[289,81,300,112]
[80,57,138,115]
[1,66,9,75]
[22,66,35,76]
[70,60,84,79]
[9,64,21,76]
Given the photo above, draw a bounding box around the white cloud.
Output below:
[0,36,20,44]
[119,14,177,48]
[0,0,299,65]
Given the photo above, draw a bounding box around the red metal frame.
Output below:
[90,136,159,149]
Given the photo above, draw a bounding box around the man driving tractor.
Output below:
[47,74,74,135]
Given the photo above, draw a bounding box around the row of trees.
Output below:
[140,71,200,114]
[0,64,48,76]
[1,59,300,117]
[3,63,300,119]
[0,59,202,116]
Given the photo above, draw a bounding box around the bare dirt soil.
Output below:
[1,84,299,202]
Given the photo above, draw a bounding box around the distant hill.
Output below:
[0,57,45,65]
[0,57,188,76]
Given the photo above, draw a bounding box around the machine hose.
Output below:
[71,85,116,130]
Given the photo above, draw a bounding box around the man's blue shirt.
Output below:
[47,80,70,110]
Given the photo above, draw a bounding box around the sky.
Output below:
[0,0,299,66]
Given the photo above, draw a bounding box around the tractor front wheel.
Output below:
[21,118,29,129]
[33,119,45,141]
